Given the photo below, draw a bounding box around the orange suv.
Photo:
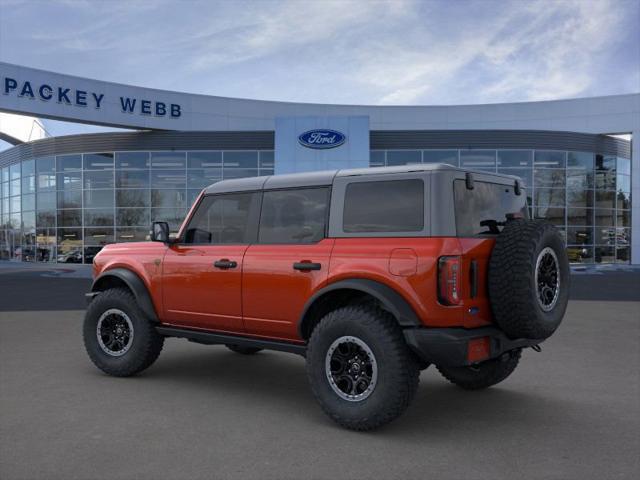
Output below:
[83,164,569,430]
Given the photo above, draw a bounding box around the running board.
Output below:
[156,326,307,356]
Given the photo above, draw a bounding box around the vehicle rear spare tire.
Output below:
[488,219,569,340]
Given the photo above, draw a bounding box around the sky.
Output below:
[0,0,639,142]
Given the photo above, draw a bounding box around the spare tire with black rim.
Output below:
[488,219,569,340]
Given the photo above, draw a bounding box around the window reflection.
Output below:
[116,170,149,188]
[151,170,186,189]
[386,150,421,166]
[150,152,186,169]
[83,153,114,170]
[534,169,565,188]
[423,150,458,165]
[188,151,222,169]
[460,150,496,170]
[535,151,566,168]
[116,189,150,208]
[151,189,187,209]
[223,151,258,168]
[116,152,149,169]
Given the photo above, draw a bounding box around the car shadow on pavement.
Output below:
[124,344,575,435]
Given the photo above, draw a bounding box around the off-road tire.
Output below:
[83,288,164,377]
[306,305,420,431]
[488,219,569,340]
[225,344,263,355]
[437,349,521,390]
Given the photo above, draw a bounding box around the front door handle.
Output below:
[293,261,321,271]
[214,259,237,269]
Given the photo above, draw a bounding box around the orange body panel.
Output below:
[242,239,334,340]
[92,241,167,317]
[161,244,248,331]
[93,235,496,341]
[328,237,492,330]
[457,237,497,327]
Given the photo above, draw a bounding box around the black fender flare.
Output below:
[91,268,159,323]
[298,278,422,338]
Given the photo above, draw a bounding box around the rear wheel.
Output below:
[83,288,164,377]
[225,344,263,355]
[306,304,419,431]
[437,349,521,390]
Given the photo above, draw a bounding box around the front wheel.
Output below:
[436,349,521,390]
[83,288,164,377]
[306,305,419,431]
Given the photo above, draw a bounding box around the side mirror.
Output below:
[151,221,170,243]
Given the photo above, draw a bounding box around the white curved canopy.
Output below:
[0,112,47,145]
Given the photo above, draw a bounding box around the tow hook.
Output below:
[530,344,542,353]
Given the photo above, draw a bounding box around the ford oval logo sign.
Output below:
[298,129,346,149]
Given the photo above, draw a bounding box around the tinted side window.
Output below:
[343,180,424,233]
[454,180,528,236]
[184,193,259,244]
[258,188,329,244]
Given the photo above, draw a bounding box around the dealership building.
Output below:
[0,62,638,265]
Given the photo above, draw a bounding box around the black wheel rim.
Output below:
[535,247,560,312]
[325,336,378,402]
[96,309,134,357]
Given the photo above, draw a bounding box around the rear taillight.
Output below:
[438,256,461,305]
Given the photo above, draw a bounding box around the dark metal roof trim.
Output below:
[370,130,631,158]
[0,129,630,168]
[0,132,23,146]
[0,131,275,167]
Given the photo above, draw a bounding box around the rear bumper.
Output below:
[403,326,542,367]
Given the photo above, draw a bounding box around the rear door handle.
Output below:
[293,261,321,271]
[214,259,237,269]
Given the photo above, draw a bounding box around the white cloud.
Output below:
[186,0,412,71]
[0,0,637,105]
[474,0,625,102]
[351,0,630,104]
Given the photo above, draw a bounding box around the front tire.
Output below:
[436,349,521,390]
[306,305,419,431]
[83,288,164,377]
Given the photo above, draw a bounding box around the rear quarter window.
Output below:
[454,179,528,236]
[343,179,424,233]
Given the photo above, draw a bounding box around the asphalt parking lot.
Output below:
[1,266,639,480]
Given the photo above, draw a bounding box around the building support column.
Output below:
[631,129,639,265]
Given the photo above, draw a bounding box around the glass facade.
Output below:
[371,149,632,264]
[0,150,274,263]
[0,147,631,265]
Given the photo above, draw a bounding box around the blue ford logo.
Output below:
[298,129,346,149]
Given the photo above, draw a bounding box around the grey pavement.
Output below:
[0,271,639,480]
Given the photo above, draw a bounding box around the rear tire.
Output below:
[225,344,263,355]
[306,305,419,431]
[83,288,164,377]
[437,349,521,390]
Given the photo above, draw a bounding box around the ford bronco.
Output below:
[84,164,569,430]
